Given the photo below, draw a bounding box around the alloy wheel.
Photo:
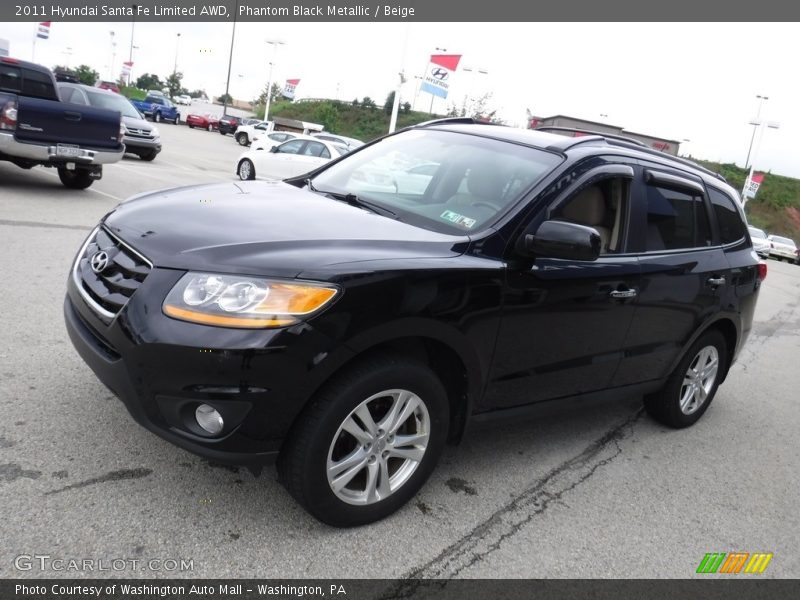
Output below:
[326,389,430,506]
[679,345,719,415]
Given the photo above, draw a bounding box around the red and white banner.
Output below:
[420,54,462,99]
[36,22,51,40]
[121,61,134,78]
[282,79,300,100]
[744,172,765,200]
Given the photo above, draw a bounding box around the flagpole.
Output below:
[31,23,37,62]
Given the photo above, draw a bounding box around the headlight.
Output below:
[150,126,160,137]
[163,273,339,328]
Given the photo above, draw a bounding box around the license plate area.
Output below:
[56,144,82,158]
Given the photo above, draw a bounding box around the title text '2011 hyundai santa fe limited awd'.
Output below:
[65,120,764,526]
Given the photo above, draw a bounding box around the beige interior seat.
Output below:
[561,185,611,251]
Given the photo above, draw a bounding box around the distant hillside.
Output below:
[266,99,439,143]
[694,160,800,240]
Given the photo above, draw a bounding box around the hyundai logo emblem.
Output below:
[90,251,110,274]
[431,67,449,81]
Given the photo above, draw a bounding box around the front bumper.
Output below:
[0,131,124,165]
[122,134,162,153]
[769,248,797,260]
[64,264,352,467]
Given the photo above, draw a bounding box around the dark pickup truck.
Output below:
[0,57,124,189]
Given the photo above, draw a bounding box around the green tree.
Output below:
[360,96,377,110]
[217,93,233,105]
[164,72,184,98]
[401,101,411,114]
[313,101,340,133]
[254,82,282,106]
[135,73,163,91]
[71,64,99,86]
[384,91,395,115]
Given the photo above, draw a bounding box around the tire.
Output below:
[278,356,449,527]
[237,159,255,180]
[188,123,194,129]
[236,132,249,146]
[207,123,213,132]
[154,112,161,123]
[174,115,180,125]
[138,150,157,162]
[644,330,727,428]
[57,168,94,190]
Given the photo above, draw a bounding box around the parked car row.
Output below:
[748,226,799,264]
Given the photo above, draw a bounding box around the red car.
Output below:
[186,113,219,131]
[94,80,120,94]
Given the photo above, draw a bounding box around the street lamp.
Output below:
[263,39,286,123]
[128,4,137,86]
[461,66,489,118]
[173,32,181,75]
[681,138,691,157]
[744,94,768,170]
[109,31,117,81]
[741,120,780,206]
[62,47,73,68]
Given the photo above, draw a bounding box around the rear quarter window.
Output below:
[0,65,57,100]
[708,187,746,244]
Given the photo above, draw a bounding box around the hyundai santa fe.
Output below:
[64,119,764,526]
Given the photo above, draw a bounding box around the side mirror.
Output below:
[520,220,601,261]
[270,146,279,153]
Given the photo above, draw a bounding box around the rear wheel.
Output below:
[57,168,94,190]
[207,123,213,132]
[237,159,255,180]
[644,330,727,428]
[188,123,194,129]
[154,112,162,123]
[236,132,249,146]
[278,356,449,527]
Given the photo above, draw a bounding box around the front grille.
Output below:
[125,128,155,139]
[73,227,152,318]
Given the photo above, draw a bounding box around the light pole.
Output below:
[681,138,691,157]
[128,5,137,86]
[744,94,768,170]
[109,31,117,81]
[741,120,779,206]
[173,32,181,75]
[263,39,286,123]
[461,66,489,118]
[62,47,73,69]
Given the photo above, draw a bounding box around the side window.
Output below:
[20,68,56,99]
[708,187,746,244]
[59,87,83,103]
[644,186,712,251]
[553,177,630,254]
[277,139,305,155]
[0,64,22,92]
[303,142,329,158]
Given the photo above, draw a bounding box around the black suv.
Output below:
[64,120,764,526]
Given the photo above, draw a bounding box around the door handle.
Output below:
[609,289,637,299]
[707,277,726,287]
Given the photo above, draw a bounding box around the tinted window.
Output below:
[0,64,22,92]
[268,133,288,142]
[708,187,746,244]
[645,186,712,251]
[277,139,305,155]
[85,90,139,118]
[58,86,85,104]
[303,142,328,157]
[1,65,56,100]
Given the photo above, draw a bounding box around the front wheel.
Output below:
[278,356,449,527]
[236,132,249,146]
[154,112,162,123]
[57,168,94,190]
[138,149,157,162]
[237,159,255,180]
[188,123,194,129]
[207,123,213,132]
[173,115,180,125]
[644,330,727,428]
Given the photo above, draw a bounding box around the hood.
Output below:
[122,115,155,132]
[103,181,467,278]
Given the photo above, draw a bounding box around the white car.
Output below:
[349,162,439,195]
[233,120,271,146]
[236,136,349,181]
[767,234,798,263]
[250,130,302,150]
[748,226,771,258]
[312,132,364,149]
[174,95,192,105]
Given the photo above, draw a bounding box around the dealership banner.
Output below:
[420,54,462,100]
[282,78,300,100]
[36,21,51,39]
[121,61,133,78]
[744,172,765,199]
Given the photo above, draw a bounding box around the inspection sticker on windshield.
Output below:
[440,210,476,229]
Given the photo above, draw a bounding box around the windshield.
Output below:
[310,129,562,234]
[85,90,140,119]
[748,226,766,239]
[772,236,795,246]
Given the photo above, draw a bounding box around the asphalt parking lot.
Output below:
[1,123,798,579]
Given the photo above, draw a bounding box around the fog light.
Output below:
[195,404,224,435]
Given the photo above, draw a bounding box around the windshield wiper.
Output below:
[305,179,397,218]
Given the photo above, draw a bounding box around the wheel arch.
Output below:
[670,315,740,384]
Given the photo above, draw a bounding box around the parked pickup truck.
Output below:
[0,56,124,189]
[131,94,180,124]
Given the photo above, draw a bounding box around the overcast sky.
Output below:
[2,21,798,178]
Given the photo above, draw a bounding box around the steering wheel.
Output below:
[471,201,502,211]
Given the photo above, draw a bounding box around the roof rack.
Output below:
[536,126,726,183]
[535,126,647,147]
[414,117,495,128]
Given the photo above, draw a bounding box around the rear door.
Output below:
[611,166,727,387]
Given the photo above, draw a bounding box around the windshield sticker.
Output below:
[440,210,477,229]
